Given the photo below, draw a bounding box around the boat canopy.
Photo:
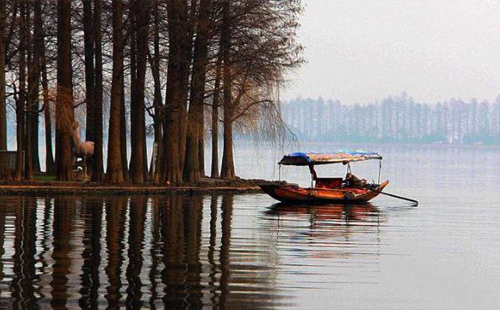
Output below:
[278,150,382,166]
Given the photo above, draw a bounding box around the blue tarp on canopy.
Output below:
[278,150,382,166]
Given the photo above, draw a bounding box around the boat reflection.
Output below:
[264,203,384,258]
[266,202,382,224]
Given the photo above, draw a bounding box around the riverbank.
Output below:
[0,178,279,196]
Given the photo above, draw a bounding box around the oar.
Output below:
[368,188,419,204]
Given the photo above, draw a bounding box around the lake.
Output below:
[0,142,499,309]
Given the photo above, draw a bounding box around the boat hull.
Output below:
[259,181,389,204]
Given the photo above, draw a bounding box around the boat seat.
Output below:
[315,178,343,189]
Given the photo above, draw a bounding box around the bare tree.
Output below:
[106,0,125,183]
[219,0,234,179]
[40,5,55,175]
[184,0,212,183]
[82,0,95,146]
[210,53,222,178]
[55,0,74,181]
[91,0,104,181]
[161,0,192,184]
[129,0,151,183]
[219,0,304,179]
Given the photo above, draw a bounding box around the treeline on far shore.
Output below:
[0,0,303,183]
[284,93,500,145]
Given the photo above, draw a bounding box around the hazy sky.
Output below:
[283,0,500,104]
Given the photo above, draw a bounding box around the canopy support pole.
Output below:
[308,164,317,188]
[278,164,281,181]
[378,159,382,185]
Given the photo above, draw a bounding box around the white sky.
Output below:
[283,0,500,104]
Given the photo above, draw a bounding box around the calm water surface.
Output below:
[1,143,500,309]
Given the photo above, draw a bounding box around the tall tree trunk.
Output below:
[30,91,40,173]
[105,0,124,183]
[220,0,235,179]
[220,105,235,179]
[40,29,55,175]
[151,2,163,183]
[0,0,6,151]
[210,55,222,178]
[162,0,190,184]
[26,2,41,175]
[14,86,25,181]
[92,0,104,181]
[25,2,34,180]
[120,68,128,181]
[82,0,95,142]
[199,123,205,176]
[128,3,138,180]
[178,1,197,173]
[30,2,42,174]
[82,0,95,180]
[14,3,27,181]
[129,0,149,183]
[184,0,211,183]
[56,0,74,181]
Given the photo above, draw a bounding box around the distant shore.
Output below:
[0,178,276,196]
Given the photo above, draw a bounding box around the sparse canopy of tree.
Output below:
[0,0,304,183]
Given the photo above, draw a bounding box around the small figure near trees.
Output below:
[72,122,94,180]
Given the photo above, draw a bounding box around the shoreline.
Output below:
[0,178,275,196]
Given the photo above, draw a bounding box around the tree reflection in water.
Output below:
[0,194,289,309]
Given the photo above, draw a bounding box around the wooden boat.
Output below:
[260,150,389,204]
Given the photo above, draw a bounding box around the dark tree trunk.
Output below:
[14,4,27,181]
[0,0,6,151]
[162,0,190,184]
[184,0,211,183]
[138,1,150,182]
[56,0,74,181]
[220,1,235,179]
[178,1,197,173]
[31,2,41,174]
[25,2,34,180]
[129,0,150,183]
[210,55,222,178]
[199,125,205,176]
[150,3,163,183]
[105,0,124,183]
[82,0,95,180]
[82,0,95,142]
[120,68,128,181]
[220,104,235,179]
[40,28,55,175]
[128,3,138,180]
[92,0,104,181]
[14,85,25,181]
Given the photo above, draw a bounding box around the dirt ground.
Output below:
[0,177,284,196]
